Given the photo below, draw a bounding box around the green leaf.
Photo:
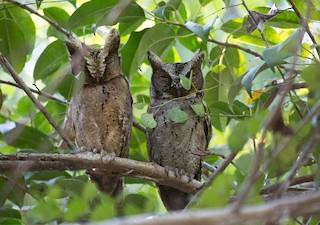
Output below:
[228,111,266,152]
[34,101,66,134]
[141,113,157,129]
[118,3,145,35]
[221,18,281,47]
[136,24,176,72]
[167,108,188,123]
[129,127,148,161]
[212,64,226,73]
[241,62,267,97]
[34,40,68,81]
[123,194,155,215]
[0,174,26,208]
[193,174,234,208]
[0,19,27,73]
[205,68,234,131]
[0,4,35,53]
[31,199,61,223]
[152,0,182,18]
[121,30,146,77]
[228,75,244,104]
[262,28,303,71]
[44,7,69,39]
[27,171,71,183]
[1,123,55,152]
[185,16,217,42]
[177,27,202,52]
[65,199,88,222]
[268,11,300,28]
[133,102,146,110]
[58,73,86,100]
[68,0,119,29]
[82,182,97,201]
[224,48,246,77]
[90,199,114,221]
[301,63,320,93]
[292,0,320,20]
[179,73,192,90]
[17,96,35,116]
[56,179,86,198]
[68,0,142,29]
[190,103,205,117]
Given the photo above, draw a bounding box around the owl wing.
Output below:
[58,105,76,149]
[204,113,212,148]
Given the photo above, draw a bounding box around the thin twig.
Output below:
[185,152,237,209]
[0,174,37,200]
[0,80,66,104]
[133,121,147,133]
[275,134,320,197]
[0,53,76,152]
[230,144,264,212]
[241,0,269,47]
[287,0,320,57]
[4,0,72,38]
[260,174,314,195]
[208,38,262,59]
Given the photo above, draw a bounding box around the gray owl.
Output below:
[146,50,211,210]
[61,29,133,196]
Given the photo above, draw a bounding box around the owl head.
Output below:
[65,29,121,84]
[148,49,204,100]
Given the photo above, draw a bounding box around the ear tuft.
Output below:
[191,48,203,66]
[104,29,120,53]
[147,51,163,69]
[64,35,86,75]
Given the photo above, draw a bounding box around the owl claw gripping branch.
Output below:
[60,29,133,196]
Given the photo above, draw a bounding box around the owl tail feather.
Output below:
[87,169,123,197]
[158,185,192,211]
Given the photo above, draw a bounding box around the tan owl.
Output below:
[61,29,133,196]
[146,50,211,210]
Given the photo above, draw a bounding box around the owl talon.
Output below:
[101,152,116,163]
[93,148,100,153]
[79,146,93,153]
[164,167,186,179]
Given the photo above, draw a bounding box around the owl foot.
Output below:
[100,151,116,164]
[164,166,193,183]
[79,146,94,153]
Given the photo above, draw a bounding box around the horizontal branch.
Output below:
[106,190,320,225]
[0,153,201,194]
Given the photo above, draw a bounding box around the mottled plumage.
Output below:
[146,50,211,210]
[61,29,132,196]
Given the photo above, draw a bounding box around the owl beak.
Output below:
[171,77,181,89]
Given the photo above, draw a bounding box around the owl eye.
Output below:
[158,72,172,84]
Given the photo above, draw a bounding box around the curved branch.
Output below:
[208,38,262,59]
[0,153,201,194]
[105,190,320,225]
[287,0,320,57]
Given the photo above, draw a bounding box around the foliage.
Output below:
[0,0,320,224]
